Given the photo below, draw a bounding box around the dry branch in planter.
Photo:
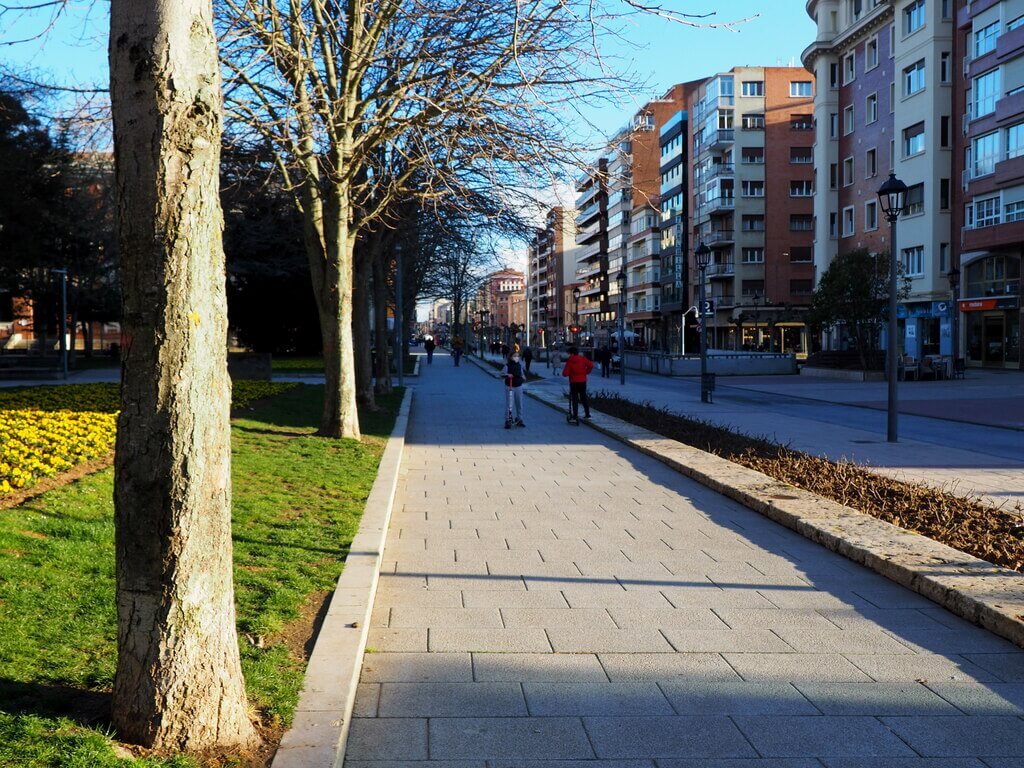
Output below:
[589,392,1024,573]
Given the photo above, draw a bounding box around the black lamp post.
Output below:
[695,242,713,403]
[948,265,961,376]
[477,308,489,359]
[751,291,762,350]
[878,171,908,443]
[572,286,581,344]
[616,270,627,385]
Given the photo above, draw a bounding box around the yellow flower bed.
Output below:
[0,381,297,495]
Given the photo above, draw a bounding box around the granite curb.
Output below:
[272,387,414,768]
[526,385,1024,650]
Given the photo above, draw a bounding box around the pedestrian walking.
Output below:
[522,345,534,375]
[562,344,594,424]
[598,344,611,378]
[501,344,527,428]
[451,335,464,366]
[424,336,436,365]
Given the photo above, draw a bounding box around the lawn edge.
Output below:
[526,385,1024,649]
[270,386,413,768]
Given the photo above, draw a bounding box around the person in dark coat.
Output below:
[522,345,534,374]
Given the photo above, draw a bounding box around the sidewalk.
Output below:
[344,350,1024,765]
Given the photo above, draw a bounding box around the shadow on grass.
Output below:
[233,385,404,438]
[0,679,111,725]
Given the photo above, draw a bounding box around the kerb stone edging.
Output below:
[527,385,1024,649]
[272,387,413,768]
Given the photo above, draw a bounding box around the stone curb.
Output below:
[271,387,414,768]
[526,385,1024,649]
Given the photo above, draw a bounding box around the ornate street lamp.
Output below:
[695,242,713,403]
[616,270,627,385]
[477,308,489,359]
[572,285,581,344]
[948,265,961,377]
[878,172,908,443]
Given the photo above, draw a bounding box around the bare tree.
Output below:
[109,0,256,752]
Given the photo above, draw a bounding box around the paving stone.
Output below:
[350,683,379,717]
[962,653,1024,682]
[884,628,1022,655]
[360,652,473,682]
[925,682,1024,715]
[347,762,485,768]
[795,681,959,715]
[660,587,777,610]
[583,716,757,759]
[657,761,823,768]
[501,608,616,630]
[881,716,1024,757]
[598,653,741,682]
[562,587,674,608]
[712,608,840,630]
[522,682,674,716]
[606,608,730,631]
[659,680,819,715]
[770,627,915,654]
[428,717,594,759]
[365,628,428,652]
[345,718,428,760]
[389,608,503,629]
[429,628,551,652]
[844,654,1000,683]
[547,628,674,653]
[660,629,794,653]
[373,588,464,607]
[461,590,569,609]
[473,653,608,682]
[487,761,653,768]
[820,760,989,768]
[733,715,917,757]
[377,682,527,717]
[723,653,872,682]
[817,608,949,632]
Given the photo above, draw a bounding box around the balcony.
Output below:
[576,240,603,262]
[705,195,735,215]
[579,283,604,297]
[714,295,736,309]
[628,269,661,288]
[628,295,661,314]
[998,22,1024,62]
[703,229,734,246]
[699,129,735,153]
[706,262,735,279]
[576,199,603,226]
[577,220,602,242]
[697,163,735,185]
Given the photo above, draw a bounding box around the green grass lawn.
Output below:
[272,356,418,375]
[0,385,402,767]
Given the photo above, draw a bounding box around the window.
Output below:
[904,0,925,35]
[791,114,813,130]
[866,37,879,69]
[829,212,838,237]
[973,69,1001,118]
[790,180,814,197]
[1006,200,1024,222]
[905,183,925,216]
[903,122,926,157]
[741,281,765,298]
[941,115,950,148]
[866,93,878,123]
[842,206,855,236]
[790,214,813,231]
[1007,123,1024,159]
[866,147,877,177]
[904,59,926,96]
[865,199,878,230]
[940,178,950,210]
[742,80,764,96]
[974,21,999,59]
[789,247,812,262]
[843,156,855,186]
[742,215,765,231]
[830,162,838,189]
[830,112,839,138]
[972,131,1000,177]
[940,243,949,273]
[890,139,895,168]
[940,52,951,83]
[829,62,839,89]
[742,180,765,197]
[742,113,765,129]
[790,81,813,97]
[790,279,814,295]
[742,248,764,263]
[844,105,855,135]
[890,81,896,111]
[902,245,924,276]
[743,147,766,163]
[790,147,813,163]
[1010,15,1024,32]
[942,0,951,18]
[844,53,855,84]
[974,195,1001,227]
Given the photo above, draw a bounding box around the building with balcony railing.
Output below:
[527,206,578,346]
[804,0,955,361]
[952,0,1023,369]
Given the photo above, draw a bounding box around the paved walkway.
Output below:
[345,350,1024,767]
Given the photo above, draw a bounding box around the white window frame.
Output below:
[741,247,765,264]
[844,52,856,85]
[842,205,855,237]
[741,80,764,97]
[789,80,813,97]
[974,194,1002,228]
[904,59,926,96]
[866,92,878,123]
[902,245,924,276]
[903,122,926,158]
[865,147,877,178]
[865,199,879,231]
[866,36,879,70]
[972,131,1000,178]
[903,0,925,36]
[973,68,1001,118]
[843,155,855,186]
[974,21,1000,59]
[844,105,855,135]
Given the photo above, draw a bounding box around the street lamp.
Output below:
[948,265,961,377]
[616,270,627,385]
[572,286,581,344]
[751,291,762,351]
[477,308,489,359]
[695,242,713,403]
[51,268,68,379]
[878,171,908,443]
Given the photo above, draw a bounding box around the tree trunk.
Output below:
[109,0,256,752]
[372,254,393,395]
[353,250,376,408]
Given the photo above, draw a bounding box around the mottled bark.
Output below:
[353,246,375,408]
[109,0,256,752]
[372,254,393,395]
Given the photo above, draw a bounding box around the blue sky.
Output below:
[1,1,817,138]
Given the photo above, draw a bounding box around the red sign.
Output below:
[959,299,998,311]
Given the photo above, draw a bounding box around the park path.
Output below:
[344,350,1024,767]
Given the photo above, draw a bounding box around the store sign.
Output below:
[958,297,1021,312]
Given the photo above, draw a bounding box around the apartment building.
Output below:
[953,0,1024,369]
[689,67,817,353]
[527,206,578,347]
[478,269,526,332]
[804,0,955,359]
[573,158,608,335]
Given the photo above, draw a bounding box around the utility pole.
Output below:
[52,268,68,379]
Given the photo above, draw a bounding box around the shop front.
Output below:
[896,301,954,359]
[958,253,1022,370]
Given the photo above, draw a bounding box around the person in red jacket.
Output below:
[561,345,594,423]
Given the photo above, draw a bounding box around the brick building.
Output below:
[527,206,578,347]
